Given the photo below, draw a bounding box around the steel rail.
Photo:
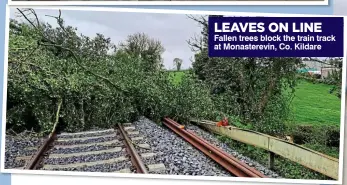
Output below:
[166,118,265,177]
[117,123,148,174]
[163,118,267,178]
[24,132,57,170]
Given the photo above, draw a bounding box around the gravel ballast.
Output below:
[43,151,127,165]
[50,143,121,154]
[133,117,280,177]
[5,117,280,178]
[186,124,280,178]
[57,129,116,139]
[41,130,133,172]
[48,161,134,172]
[5,134,44,169]
[55,135,118,145]
[133,117,233,176]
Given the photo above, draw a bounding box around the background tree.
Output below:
[305,57,343,98]
[119,32,165,72]
[187,15,302,135]
[173,58,183,71]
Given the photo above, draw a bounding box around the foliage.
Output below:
[164,72,216,123]
[287,124,340,148]
[168,70,187,85]
[301,57,343,98]
[119,32,165,72]
[187,15,301,135]
[7,9,213,134]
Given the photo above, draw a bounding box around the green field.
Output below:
[290,80,341,126]
[168,71,186,85]
[168,70,342,127]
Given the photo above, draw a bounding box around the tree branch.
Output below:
[17,8,129,95]
[16,8,37,29]
[38,41,128,94]
[50,98,62,136]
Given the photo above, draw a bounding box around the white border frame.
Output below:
[1,5,345,185]
[8,0,329,6]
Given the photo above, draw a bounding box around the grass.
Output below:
[287,79,340,161]
[290,80,341,126]
[168,71,342,127]
[168,70,187,85]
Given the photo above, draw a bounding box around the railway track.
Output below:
[14,123,165,173]
[10,118,267,178]
[162,118,267,178]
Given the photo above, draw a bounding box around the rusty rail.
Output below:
[24,132,57,170]
[163,118,266,178]
[117,123,148,174]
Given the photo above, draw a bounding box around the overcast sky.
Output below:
[10,8,203,70]
[334,0,347,16]
[9,1,347,70]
